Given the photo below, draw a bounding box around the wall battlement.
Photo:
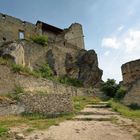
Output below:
[0,13,85,49]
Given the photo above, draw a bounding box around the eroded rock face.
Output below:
[0,40,103,88]
[0,42,25,66]
[77,50,103,87]
[47,48,103,87]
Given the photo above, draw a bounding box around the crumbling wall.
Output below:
[0,65,93,96]
[0,13,85,50]
[0,13,38,42]
[64,23,85,49]
[121,59,140,85]
[0,39,102,87]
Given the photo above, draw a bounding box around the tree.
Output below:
[101,79,119,98]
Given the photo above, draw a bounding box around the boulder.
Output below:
[77,50,103,87]
[0,42,25,66]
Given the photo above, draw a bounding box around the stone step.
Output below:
[79,107,118,115]
[86,104,110,108]
[73,115,113,121]
[79,111,117,115]
[97,102,109,105]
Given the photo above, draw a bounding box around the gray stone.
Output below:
[15,133,25,140]
[0,42,25,66]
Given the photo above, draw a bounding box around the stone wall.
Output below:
[20,93,73,115]
[64,23,85,49]
[0,97,24,116]
[0,40,102,87]
[121,59,140,85]
[0,65,93,96]
[0,13,85,50]
[0,13,38,43]
[123,79,140,106]
[0,93,73,116]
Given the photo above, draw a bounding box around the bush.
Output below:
[7,85,24,101]
[57,76,83,87]
[0,127,8,137]
[31,35,48,46]
[115,86,126,100]
[36,63,53,79]
[129,103,140,110]
[0,57,9,65]
[101,79,119,98]
[11,64,30,73]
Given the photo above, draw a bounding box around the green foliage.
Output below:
[73,96,100,114]
[101,79,119,98]
[115,86,126,100]
[36,63,53,79]
[57,76,83,87]
[11,64,40,78]
[129,103,140,110]
[7,85,24,100]
[11,64,30,73]
[11,63,83,87]
[31,35,48,46]
[0,57,9,65]
[109,99,140,119]
[0,126,8,137]
[101,79,126,100]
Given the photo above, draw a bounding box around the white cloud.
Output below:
[100,28,140,82]
[101,37,119,49]
[124,30,140,52]
[104,51,110,56]
[117,25,124,32]
[102,29,140,53]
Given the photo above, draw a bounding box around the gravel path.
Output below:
[24,102,136,140]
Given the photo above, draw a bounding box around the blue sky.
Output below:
[0,0,140,82]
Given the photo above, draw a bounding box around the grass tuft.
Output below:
[109,99,140,120]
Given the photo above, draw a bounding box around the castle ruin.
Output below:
[0,13,85,49]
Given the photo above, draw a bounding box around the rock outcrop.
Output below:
[121,59,140,106]
[77,50,103,87]
[123,79,140,106]
[0,42,25,66]
[121,59,140,86]
[0,40,103,87]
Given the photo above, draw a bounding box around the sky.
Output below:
[0,0,140,82]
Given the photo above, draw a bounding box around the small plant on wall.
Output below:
[31,35,48,46]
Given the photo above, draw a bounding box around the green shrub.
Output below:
[115,86,126,100]
[57,76,83,87]
[7,85,24,100]
[0,126,8,137]
[109,99,140,119]
[129,103,140,110]
[11,64,29,73]
[101,79,119,98]
[36,63,53,79]
[0,57,9,65]
[11,64,40,78]
[31,35,48,46]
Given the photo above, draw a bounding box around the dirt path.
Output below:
[17,102,138,140]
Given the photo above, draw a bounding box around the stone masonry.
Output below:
[0,13,85,49]
[0,40,103,87]
[20,93,73,115]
